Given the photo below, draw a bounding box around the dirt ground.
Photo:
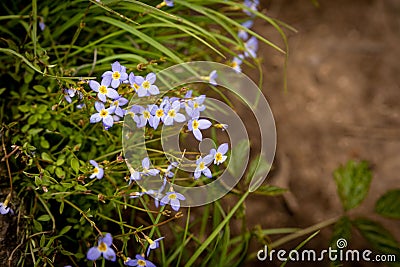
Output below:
[245,0,400,266]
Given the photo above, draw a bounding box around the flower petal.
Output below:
[90,113,102,123]
[106,88,119,99]
[198,119,212,130]
[218,143,229,154]
[103,247,116,261]
[146,72,156,84]
[89,80,100,92]
[170,198,181,211]
[193,129,202,141]
[86,247,101,261]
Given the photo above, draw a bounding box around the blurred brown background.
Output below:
[243,0,400,266]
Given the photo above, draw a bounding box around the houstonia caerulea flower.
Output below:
[164,100,186,126]
[141,157,160,176]
[164,162,178,178]
[230,57,243,73]
[124,254,156,267]
[145,236,164,256]
[90,102,116,129]
[127,105,144,127]
[87,233,116,261]
[194,154,214,179]
[110,96,129,117]
[89,160,104,179]
[214,123,229,131]
[187,117,212,141]
[160,191,185,211]
[185,95,206,118]
[89,78,119,102]
[244,36,258,58]
[209,70,218,85]
[150,104,166,129]
[210,143,228,165]
[136,73,160,97]
[129,72,142,92]
[102,61,128,88]
[137,106,154,128]
[64,88,83,103]
[243,0,259,16]
[238,20,254,40]
[0,202,13,215]
[39,17,46,31]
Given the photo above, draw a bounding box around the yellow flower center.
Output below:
[142,81,150,89]
[156,109,164,118]
[100,110,109,118]
[193,102,199,109]
[215,152,223,162]
[199,162,205,170]
[113,100,119,106]
[168,193,177,200]
[137,259,146,266]
[231,61,238,68]
[98,242,107,252]
[133,84,140,91]
[112,71,121,80]
[93,167,99,174]
[168,109,176,117]
[99,85,108,94]
[143,111,151,119]
[192,120,199,130]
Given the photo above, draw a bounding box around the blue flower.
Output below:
[244,36,258,58]
[194,154,214,179]
[141,157,160,176]
[187,117,212,141]
[127,105,144,127]
[164,162,178,178]
[137,106,154,128]
[102,61,128,88]
[136,73,160,97]
[209,70,218,85]
[164,100,186,126]
[90,102,116,129]
[164,0,174,7]
[230,57,243,73]
[145,236,164,257]
[64,88,83,103]
[129,72,142,92]
[185,95,206,118]
[89,160,104,179]
[210,143,228,165]
[160,191,185,211]
[238,20,254,40]
[0,202,13,215]
[87,233,116,261]
[125,254,156,267]
[39,17,46,31]
[150,104,166,129]
[89,78,119,102]
[243,0,259,16]
[111,96,129,117]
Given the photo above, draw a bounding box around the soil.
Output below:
[244,0,400,266]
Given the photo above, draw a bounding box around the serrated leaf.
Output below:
[375,189,400,219]
[353,218,400,259]
[227,139,249,177]
[71,158,80,173]
[333,160,372,211]
[37,214,51,222]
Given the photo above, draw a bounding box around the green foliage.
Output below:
[375,189,400,219]
[333,160,372,211]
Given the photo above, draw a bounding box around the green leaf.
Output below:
[41,152,54,162]
[37,214,51,222]
[28,114,38,125]
[40,138,50,149]
[33,85,47,93]
[58,225,72,236]
[55,167,65,179]
[330,216,352,267]
[375,189,400,219]
[18,105,30,113]
[333,160,372,211]
[353,218,400,261]
[70,158,80,173]
[33,219,43,232]
[254,185,287,196]
[56,158,65,166]
[227,139,249,177]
